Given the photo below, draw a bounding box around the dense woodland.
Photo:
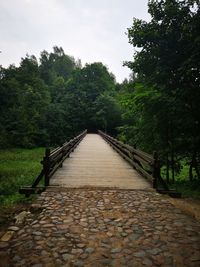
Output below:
[119,0,200,183]
[0,47,121,148]
[0,0,200,186]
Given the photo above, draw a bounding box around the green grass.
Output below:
[175,165,200,198]
[175,180,200,199]
[162,163,200,199]
[0,148,45,206]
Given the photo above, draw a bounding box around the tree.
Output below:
[65,62,118,133]
[122,0,200,180]
[0,47,121,148]
[0,55,50,147]
[39,46,77,85]
[95,93,122,134]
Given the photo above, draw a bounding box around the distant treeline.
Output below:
[0,46,121,148]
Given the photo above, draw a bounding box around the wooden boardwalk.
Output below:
[50,134,152,190]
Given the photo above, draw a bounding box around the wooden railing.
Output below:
[98,130,176,195]
[19,130,87,196]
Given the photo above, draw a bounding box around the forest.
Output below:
[0,46,121,148]
[0,0,200,204]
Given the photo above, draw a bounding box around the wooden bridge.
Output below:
[50,133,151,190]
[20,130,178,196]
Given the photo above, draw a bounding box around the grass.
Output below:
[175,164,200,199]
[0,148,45,206]
[162,163,200,199]
[175,180,200,199]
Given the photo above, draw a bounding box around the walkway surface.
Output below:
[50,134,151,190]
[1,189,200,266]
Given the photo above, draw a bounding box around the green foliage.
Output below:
[0,148,44,206]
[95,93,122,134]
[39,46,77,84]
[0,47,121,148]
[175,180,200,199]
[125,0,200,155]
[117,0,200,189]
[0,55,51,148]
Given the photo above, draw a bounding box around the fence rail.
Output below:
[98,130,180,197]
[19,130,87,196]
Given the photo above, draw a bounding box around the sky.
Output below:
[0,0,150,82]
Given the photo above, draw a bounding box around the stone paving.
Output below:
[1,188,200,267]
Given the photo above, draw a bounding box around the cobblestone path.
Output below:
[1,188,200,267]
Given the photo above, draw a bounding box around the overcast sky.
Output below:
[0,0,150,82]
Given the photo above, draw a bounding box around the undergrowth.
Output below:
[0,148,45,206]
[162,163,200,199]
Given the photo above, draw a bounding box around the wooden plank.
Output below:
[49,152,63,163]
[31,169,45,188]
[49,162,62,178]
[50,134,152,190]
[133,163,154,183]
[19,187,45,195]
[99,131,156,183]
[134,154,153,167]
[51,146,62,154]
[108,141,154,184]
[99,131,154,164]
[132,148,154,164]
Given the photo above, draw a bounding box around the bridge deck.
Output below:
[50,134,152,190]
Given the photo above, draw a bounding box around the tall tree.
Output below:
[122,0,200,179]
[39,46,77,85]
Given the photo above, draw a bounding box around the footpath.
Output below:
[0,188,200,267]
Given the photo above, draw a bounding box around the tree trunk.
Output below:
[166,153,169,183]
[189,151,199,181]
[193,151,200,179]
[189,162,193,181]
[171,150,175,183]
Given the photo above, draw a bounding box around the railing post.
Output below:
[60,146,64,167]
[44,148,51,187]
[131,145,136,169]
[153,151,160,189]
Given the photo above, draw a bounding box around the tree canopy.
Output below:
[118,0,200,181]
[0,46,121,148]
